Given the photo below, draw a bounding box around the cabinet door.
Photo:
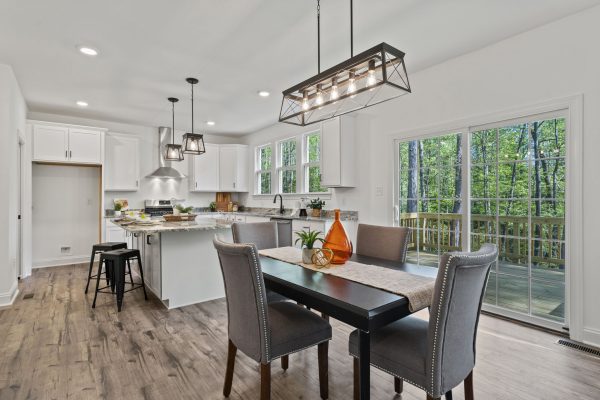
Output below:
[191,143,219,192]
[234,145,249,192]
[69,128,102,164]
[33,125,68,162]
[106,226,127,243]
[219,146,237,191]
[320,118,341,186]
[105,134,139,191]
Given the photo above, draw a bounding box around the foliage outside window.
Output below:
[304,132,327,193]
[256,145,272,194]
[278,139,297,194]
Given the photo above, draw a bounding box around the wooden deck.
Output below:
[1,263,598,399]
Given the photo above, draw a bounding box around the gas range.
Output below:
[144,199,176,217]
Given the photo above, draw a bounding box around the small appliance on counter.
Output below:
[299,197,309,217]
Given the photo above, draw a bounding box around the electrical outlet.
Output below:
[375,186,384,197]
[60,246,71,255]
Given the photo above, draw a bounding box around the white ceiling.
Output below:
[1,0,598,135]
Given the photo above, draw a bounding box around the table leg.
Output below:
[358,329,370,400]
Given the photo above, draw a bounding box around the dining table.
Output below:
[259,253,438,400]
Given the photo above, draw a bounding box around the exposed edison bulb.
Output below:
[348,77,356,94]
[366,60,377,87]
[316,84,324,106]
[330,77,339,101]
[301,90,310,111]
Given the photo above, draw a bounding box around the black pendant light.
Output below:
[165,97,184,161]
[181,77,206,155]
[279,0,411,126]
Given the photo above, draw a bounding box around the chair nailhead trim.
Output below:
[249,248,270,362]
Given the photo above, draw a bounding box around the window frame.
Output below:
[302,130,328,194]
[277,137,299,194]
[255,143,274,195]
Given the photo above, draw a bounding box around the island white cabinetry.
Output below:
[104,133,139,191]
[219,144,248,192]
[189,143,220,192]
[114,220,232,309]
[32,122,103,164]
[320,116,356,187]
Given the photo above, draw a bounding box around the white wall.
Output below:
[0,64,27,306]
[32,164,100,267]
[241,6,600,346]
[28,112,242,209]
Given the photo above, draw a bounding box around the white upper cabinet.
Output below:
[32,125,69,162]
[32,122,103,164]
[105,133,139,191]
[320,116,356,187]
[68,128,102,164]
[189,143,219,192]
[219,144,248,192]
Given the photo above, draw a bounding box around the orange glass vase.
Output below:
[323,209,353,264]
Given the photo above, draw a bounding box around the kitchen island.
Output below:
[112,218,232,309]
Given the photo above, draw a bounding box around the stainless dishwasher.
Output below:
[270,217,293,247]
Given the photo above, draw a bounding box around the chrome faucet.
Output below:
[273,194,284,214]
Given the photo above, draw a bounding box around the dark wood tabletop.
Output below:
[259,252,438,400]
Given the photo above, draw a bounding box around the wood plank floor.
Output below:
[1,263,599,400]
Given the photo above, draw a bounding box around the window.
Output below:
[255,144,273,194]
[303,132,327,193]
[395,112,568,328]
[471,116,566,324]
[278,138,297,193]
[397,132,463,267]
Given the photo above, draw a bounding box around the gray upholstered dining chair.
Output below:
[356,223,411,262]
[349,243,498,400]
[231,222,289,302]
[213,237,332,400]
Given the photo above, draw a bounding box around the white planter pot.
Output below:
[114,210,121,216]
[302,248,317,264]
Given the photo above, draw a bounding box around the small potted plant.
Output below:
[175,204,194,215]
[307,198,326,218]
[209,201,217,212]
[113,202,123,216]
[295,229,324,263]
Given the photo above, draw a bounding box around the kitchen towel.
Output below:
[258,246,435,313]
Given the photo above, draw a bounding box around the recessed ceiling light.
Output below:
[76,101,88,107]
[258,91,270,97]
[206,121,216,126]
[78,46,98,56]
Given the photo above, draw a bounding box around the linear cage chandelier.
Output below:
[279,1,411,126]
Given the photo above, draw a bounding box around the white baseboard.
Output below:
[33,255,89,269]
[0,280,19,307]
[582,327,600,348]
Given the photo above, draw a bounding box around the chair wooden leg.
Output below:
[260,362,271,400]
[281,355,289,371]
[465,371,474,400]
[223,340,237,397]
[394,377,403,394]
[445,390,453,400]
[320,312,330,322]
[318,342,329,399]
[426,396,440,400]
[353,357,359,400]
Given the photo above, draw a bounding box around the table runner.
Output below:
[259,247,435,313]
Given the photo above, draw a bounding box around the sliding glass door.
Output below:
[471,115,566,325]
[395,112,567,328]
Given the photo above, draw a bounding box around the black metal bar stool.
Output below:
[92,248,148,312]
[85,242,128,293]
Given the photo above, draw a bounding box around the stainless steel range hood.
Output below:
[146,127,186,179]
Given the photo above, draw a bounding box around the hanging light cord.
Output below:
[191,82,194,134]
[171,101,175,144]
[317,0,320,74]
[350,0,353,57]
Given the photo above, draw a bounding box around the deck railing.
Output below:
[398,212,565,268]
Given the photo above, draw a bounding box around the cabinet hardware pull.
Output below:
[69,150,72,159]
[147,235,151,245]
[65,150,68,159]
[136,180,139,187]
[233,182,236,188]
[195,182,197,188]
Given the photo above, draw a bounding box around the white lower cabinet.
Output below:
[244,216,271,223]
[143,233,162,299]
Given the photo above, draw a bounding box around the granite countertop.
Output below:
[111,219,232,234]
[195,208,359,222]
